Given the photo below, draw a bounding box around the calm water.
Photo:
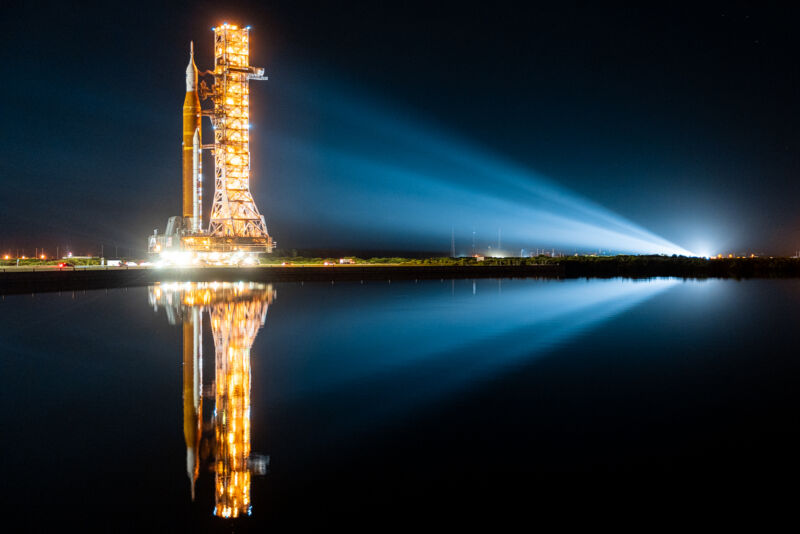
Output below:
[1,278,799,526]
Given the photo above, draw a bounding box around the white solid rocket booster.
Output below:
[192,128,201,233]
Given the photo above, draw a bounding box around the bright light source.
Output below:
[160,250,193,266]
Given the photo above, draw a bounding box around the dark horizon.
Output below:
[2,1,799,256]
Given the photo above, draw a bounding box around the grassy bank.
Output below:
[0,257,103,267]
[4,254,799,279]
[260,254,800,277]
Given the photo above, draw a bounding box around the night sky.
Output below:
[1,1,798,256]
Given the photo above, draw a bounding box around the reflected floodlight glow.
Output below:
[265,278,681,433]
[266,81,698,255]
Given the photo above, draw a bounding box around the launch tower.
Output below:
[149,23,274,261]
[207,25,270,244]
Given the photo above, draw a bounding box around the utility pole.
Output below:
[450,227,456,258]
[471,228,476,256]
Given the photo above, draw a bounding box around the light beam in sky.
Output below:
[262,78,697,255]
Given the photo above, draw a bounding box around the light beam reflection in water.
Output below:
[273,278,679,419]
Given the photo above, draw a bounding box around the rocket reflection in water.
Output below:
[149,282,275,518]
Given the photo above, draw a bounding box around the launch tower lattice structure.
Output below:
[207,25,271,248]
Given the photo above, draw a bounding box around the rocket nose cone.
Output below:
[186,41,197,92]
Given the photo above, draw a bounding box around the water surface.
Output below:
[1,278,798,525]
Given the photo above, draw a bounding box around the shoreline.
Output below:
[0,264,564,295]
[2,257,800,295]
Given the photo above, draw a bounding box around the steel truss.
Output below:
[207,24,273,251]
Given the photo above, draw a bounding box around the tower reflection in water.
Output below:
[149,282,275,518]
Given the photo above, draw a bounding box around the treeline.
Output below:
[559,255,800,278]
[259,254,800,278]
[259,256,511,266]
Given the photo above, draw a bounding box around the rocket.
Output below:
[183,42,202,232]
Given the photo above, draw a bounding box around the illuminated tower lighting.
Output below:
[148,282,274,518]
[207,25,272,249]
[147,23,276,257]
